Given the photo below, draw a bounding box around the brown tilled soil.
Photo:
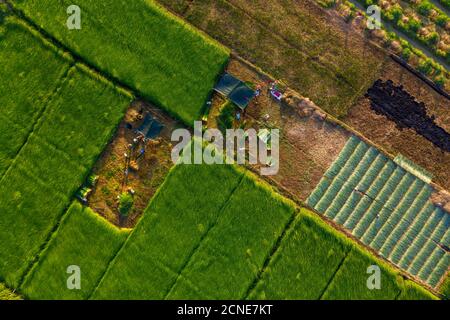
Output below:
[87,101,181,228]
[346,59,450,191]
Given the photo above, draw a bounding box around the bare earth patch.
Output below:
[210,58,350,201]
[87,101,180,227]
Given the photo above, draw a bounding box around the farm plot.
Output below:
[307,135,450,288]
[91,159,434,299]
[322,245,435,300]
[158,0,385,118]
[92,163,247,299]
[248,209,351,300]
[207,58,350,201]
[10,0,230,125]
[156,0,450,185]
[165,174,295,299]
[249,208,436,300]
[0,15,71,177]
[21,202,129,300]
[87,101,179,228]
[346,59,450,191]
[0,34,132,288]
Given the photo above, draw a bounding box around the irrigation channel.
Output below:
[347,0,450,71]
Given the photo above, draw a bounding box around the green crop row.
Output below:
[11,159,437,299]
[358,0,449,63]
[86,159,435,300]
[318,0,450,89]
[11,0,230,125]
[21,203,129,300]
[0,15,132,288]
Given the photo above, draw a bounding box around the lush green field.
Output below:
[0,15,71,177]
[249,210,351,299]
[0,18,132,288]
[89,161,434,300]
[249,208,436,300]
[92,164,246,299]
[21,202,129,300]
[12,0,230,125]
[166,174,295,299]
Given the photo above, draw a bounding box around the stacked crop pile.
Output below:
[307,136,449,287]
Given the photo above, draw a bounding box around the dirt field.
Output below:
[209,58,350,201]
[158,0,385,118]
[87,101,180,227]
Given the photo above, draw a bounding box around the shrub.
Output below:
[417,0,433,16]
[402,47,412,61]
[418,58,434,75]
[434,76,445,87]
[426,32,439,46]
[435,14,449,28]
[407,19,421,33]
[118,192,134,217]
[386,5,403,22]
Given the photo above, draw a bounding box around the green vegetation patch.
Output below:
[249,209,352,299]
[92,164,245,299]
[12,0,230,125]
[0,283,21,300]
[249,208,437,300]
[167,174,295,299]
[0,15,70,176]
[21,202,129,300]
[0,62,131,288]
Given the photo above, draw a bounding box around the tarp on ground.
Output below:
[214,73,256,110]
[136,114,164,139]
[228,83,256,110]
[214,73,241,96]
